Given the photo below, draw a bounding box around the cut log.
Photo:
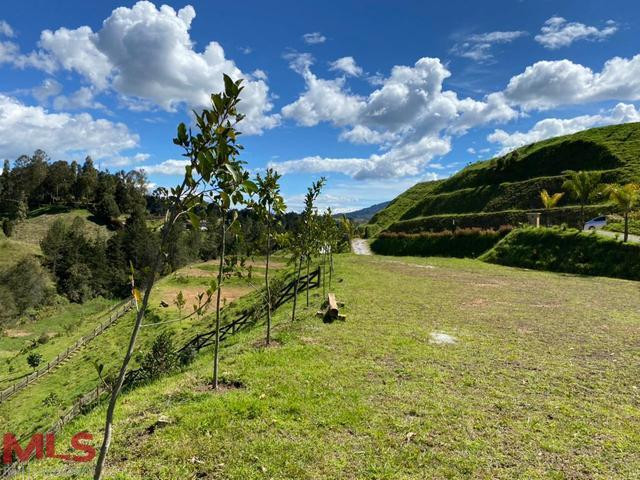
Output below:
[327,293,339,319]
[320,293,344,323]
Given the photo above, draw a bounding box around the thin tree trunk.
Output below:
[265,219,271,345]
[94,190,185,480]
[624,212,629,242]
[322,250,326,299]
[580,204,585,228]
[329,251,333,288]
[306,257,310,307]
[291,256,302,322]
[213,214,226,388]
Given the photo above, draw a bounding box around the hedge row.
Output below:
[387,204,616,233]
[370,226,513,258]
[480,227,640,281]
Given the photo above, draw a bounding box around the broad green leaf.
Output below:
[188,210,200,230]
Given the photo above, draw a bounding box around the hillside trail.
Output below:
[351,238,372,255]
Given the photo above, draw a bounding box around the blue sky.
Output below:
[1,1,639,211]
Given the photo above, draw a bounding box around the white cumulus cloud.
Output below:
[0,94,138,160]
[488,103,640,154]
[535,16,617,49]
[141,159,190,175]
[276,56,516,179]
[0,20,14,38]
[329,56,363,77]
[31,78,63,103]
[504,55,640,110]
[12,1,279,134]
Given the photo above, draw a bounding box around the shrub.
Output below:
[27,352,43,370]
[42,392,60,407]
[140,332,177,380]
[2,218,14,237]
[177,345,197,367]
[0,286,17,325]
[1,257,52,314]
[387,205,616,233]
[371,226,513,258]
[480,227,640,280]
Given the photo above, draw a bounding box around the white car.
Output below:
[583,216,607,230]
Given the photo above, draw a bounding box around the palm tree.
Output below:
[561,170,602,227]
[539,189,564,226]
[603,183,640,242]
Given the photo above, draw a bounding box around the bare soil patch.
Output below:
[195,378,245,394]
[252,338,282,349]
[4,329,31,338]
[160,285,251,310]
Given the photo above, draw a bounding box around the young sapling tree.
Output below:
[93,74,250,480]
[254,168,286,345]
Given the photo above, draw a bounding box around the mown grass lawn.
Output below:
[22,253,640,479]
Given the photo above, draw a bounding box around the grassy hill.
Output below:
[0,257,283,439]
[0,206,112,272]
[12,206,111,246]
[367,122,640,235]
[23,253,640,479]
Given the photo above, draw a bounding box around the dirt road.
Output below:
[351,238,372,255]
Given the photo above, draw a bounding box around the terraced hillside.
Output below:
[368,123,640,235]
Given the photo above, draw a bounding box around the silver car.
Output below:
[584,216,607,230]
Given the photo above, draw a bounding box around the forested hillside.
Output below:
[367,123,640,235]
[0,150,299,328]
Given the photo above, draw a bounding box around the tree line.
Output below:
[0,151,148,233]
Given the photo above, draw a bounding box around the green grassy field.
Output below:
[22,253,640,479]
[0,257,283,440]
[0,297,118,388]
[0,237,41,269]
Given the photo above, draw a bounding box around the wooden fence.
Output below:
[0,299,134,405]
[0,267,320,478]
[124,267,320,386]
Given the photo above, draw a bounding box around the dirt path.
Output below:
[351,238,372,255]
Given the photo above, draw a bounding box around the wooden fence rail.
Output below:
[0,267,320,478]
[0,299,134,405]
[125,267,320,387]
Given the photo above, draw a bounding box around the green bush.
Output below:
[140,331,177,380]
[480,227,640,280]
[387,205,616,233]
[371,226,513,258]
[1,257,52,314]
[2,218,14,237]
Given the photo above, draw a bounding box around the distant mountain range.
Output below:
[335,201,391,223]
